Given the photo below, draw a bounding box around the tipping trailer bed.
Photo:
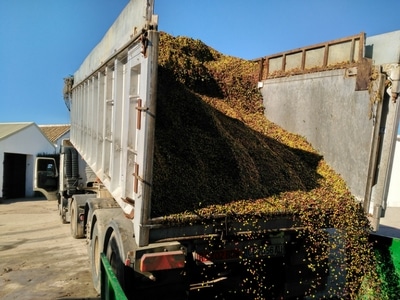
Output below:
[66,0,159,247]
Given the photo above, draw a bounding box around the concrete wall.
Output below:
[0,124,55,198]
[260,30,400,208]
[365,30,400,65]
[260,69,373,201]
[388,137,400,206]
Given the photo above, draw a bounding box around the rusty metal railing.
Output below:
[256,32,365,81]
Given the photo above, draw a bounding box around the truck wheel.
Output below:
[59,196,68,224]
[106,230,128,290]
[88,207,123,294]
[90,222,102,293]
[105,221,136,297]
[70,199,84,238]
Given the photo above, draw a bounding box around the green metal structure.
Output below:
[370,234,400,298]
[100,253,128,300]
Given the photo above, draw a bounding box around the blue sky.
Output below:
[0,0,400,126]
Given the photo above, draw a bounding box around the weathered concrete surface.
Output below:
[260,31,400,213]
[261,68,372,201]
[376,207,400,239]
[0,197,99,300]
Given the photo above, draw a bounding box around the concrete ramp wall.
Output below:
[259,31,400,206]
[260,69,373,201]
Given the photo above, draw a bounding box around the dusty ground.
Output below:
[0,197,99,300]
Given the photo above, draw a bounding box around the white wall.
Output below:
[387,137,400,207]
[54,131,70,151]
[0,124,55,198]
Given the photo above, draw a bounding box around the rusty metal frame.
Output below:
[257,32,365,81]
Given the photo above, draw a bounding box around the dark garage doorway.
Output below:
[2,153,26,199]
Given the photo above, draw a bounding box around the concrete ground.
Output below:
[0,197,99,300]
[375,207,400,239]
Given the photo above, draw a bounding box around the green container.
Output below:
[100,253,128,300]
[370,234,400,299]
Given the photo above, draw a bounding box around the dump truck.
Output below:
[35,1,321,299]
[34,0,400,299]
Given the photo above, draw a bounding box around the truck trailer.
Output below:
[34,0,400,299]
[34,1,319,299]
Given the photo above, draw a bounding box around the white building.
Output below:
[39,124,70,150]
[0,123,56,199]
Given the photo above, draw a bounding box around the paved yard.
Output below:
[0,197,99,300]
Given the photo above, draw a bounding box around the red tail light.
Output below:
[140,251,185,272]
[125,258,131,267]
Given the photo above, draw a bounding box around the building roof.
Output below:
[0,122,34,141]
[39,124,70,143]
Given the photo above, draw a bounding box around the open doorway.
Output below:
[2,153,26,199]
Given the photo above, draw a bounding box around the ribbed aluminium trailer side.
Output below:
[69,0,159,247]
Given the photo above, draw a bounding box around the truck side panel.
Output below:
[70,0,158,247]
[73,0,155,84]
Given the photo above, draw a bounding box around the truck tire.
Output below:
[104,217,136,297]
[106,230,128,289]
[59,196,68,224]
[90,221,103,293]
[70,194,95,238]
[88,207,123,294]
[70,199,84,239]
